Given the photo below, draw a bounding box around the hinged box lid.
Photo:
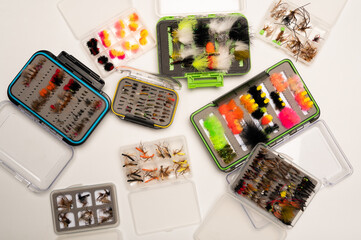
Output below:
[0,101,73,192]
[274,120,353,186]
[196,119,352,237]
[194,194,287,240]
[118,66,182,90]
[57,229,122,240]
[155,0,246,17]
[129,181,201,235]
[58,0,133,40]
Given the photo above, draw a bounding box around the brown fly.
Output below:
[127,169,143,182]
[57,195,73,212]
[159,165,172,180]
[172,146,185,156]
[123,159,137,167]
[270,0,288,20]
[97,189,111,204]
[262,25,275,37]
[80,209,93,225]
[100,207,113,223]
[58,212,71,228]
[78,193,90,207]
[122,153,136,161]
[162,145,172,158]
[155,144,165,158]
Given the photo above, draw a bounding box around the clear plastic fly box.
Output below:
[257,0,348,64]
[119,136,201,235]
[58,0,156,77]
[0,50,110,192]
[155,0,251,88]
[194,121,353,239]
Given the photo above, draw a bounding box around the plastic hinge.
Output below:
[124,114,155,128]
[0,161,15,176]
[278,152,293,161]
[177,13,233,19]
[41,122,63,141]
[0,161,32,188]
[128,71,175,90]
[289,129,298,135]
[15,174,30,186]
[17,105,39,122]
[185,72,224,88]
[57,51,105,91]
[17,104,64,141]
[297,125,305,131]
[14,174,23,182]
[321,178,331,187]
[275,137,284,145]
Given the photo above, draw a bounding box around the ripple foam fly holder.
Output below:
[156,13,251,89]
[190,59,320,172]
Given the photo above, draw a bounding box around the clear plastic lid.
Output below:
[0,101,73,192]
[56,229,122,240]
[289,0,348,27]
[225,170,273,229]
[198,119,353,235]
[118,66,182,90]
[129,181,201,235]
[194,194,287,240]
[236,120,353,228]
[155,0,245,17]
[274,120,353,186]
[58,0,132,39]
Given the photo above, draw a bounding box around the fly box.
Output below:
[156,0,250,88]
[50,183,119,234]
[111,67,180,129]
[195,125,353,239]
[230,143,321,228]
[119,136,201,235]
[191,59,319,172]
[0,50,110,192]
[58,0,156,77]
[257,0,348,64]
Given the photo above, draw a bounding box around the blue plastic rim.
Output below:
[7,51,110,145]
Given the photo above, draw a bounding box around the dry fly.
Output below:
[123,159,137,167]
[80,209,93,225]
[159,165,171,180]
[122,153,136,161]
[270,0,288,20]
[97,189,111,204]
[162,145,172,158]
[100,207,113,223]
[57,195,73,212]
[173,146,185,156]
[78,193,90,207]
[58,212,71,228]
[155,144,165,158]
[173,160,190,177]
[127,169,143,182]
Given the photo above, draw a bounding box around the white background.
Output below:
[0,0,360,239]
